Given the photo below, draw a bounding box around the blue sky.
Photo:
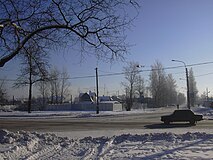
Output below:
[1,0,213,98]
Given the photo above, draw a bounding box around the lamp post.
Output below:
[172,60,190,109]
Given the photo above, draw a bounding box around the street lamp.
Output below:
[172,60,190,109]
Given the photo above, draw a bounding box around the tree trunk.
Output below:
[28,61,32,113]
[28,81,32,113]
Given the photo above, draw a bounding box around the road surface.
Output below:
[0,110,212,133]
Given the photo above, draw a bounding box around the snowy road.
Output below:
[0,108,213,136]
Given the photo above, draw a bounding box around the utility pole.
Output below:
[185,67,190,109]
[172,60,190,109]
[206,88,210,101]
[95,67,99,114]
[70,94,73,104]
[13,95,15,105]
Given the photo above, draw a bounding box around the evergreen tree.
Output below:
[149,61,167,107]
[188,68,198,107]
[149,61,178,107]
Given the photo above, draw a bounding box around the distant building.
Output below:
[111,96,122,103]
[99,96,112,102]
[79,91,96,103]
[203,99,213,108]
[99,95,121,104]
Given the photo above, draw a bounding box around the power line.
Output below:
[98,61,213,77]
[1,61,213,81]
[195,72,213,77]
[187,61,213,67]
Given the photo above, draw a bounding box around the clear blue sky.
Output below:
[1,0,213,98]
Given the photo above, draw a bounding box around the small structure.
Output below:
[99,96,112,102]
[79,91,96,103]
[45,92,123,111]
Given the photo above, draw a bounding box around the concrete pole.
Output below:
[186,67,190,109]
[172,60,190,109]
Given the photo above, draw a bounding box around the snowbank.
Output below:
[0,129,213,160]
[192,106,213,120]
[0,108,157,119]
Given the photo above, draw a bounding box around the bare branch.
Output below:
[0,0,139,67]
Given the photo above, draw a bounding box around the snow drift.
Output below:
[0,129,213,160]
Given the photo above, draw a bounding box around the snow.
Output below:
[0,106,213,159]
[0,107,158,119]
[0,129,212,159]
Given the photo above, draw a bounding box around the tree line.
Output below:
[122,61,198,111]
[0,59,200,112]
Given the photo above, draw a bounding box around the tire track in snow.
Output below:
[24,139,77,160]
[98,137,115,159]
[24,144,62,160]
[81,137,115,160]
[81,147,97,160]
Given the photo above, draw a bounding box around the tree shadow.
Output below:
[145,123,195,129]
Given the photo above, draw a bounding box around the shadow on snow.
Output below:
[144,123,195,129]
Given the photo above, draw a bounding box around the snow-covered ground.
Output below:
[0,106,213,159]
[0,105,160,118]
[0,129,213,159]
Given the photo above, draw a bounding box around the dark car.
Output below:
[161,110,203,125]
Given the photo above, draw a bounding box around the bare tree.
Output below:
[0,78,7,104]
[60,68,70,103]
[49,68,60,104]
[14,43,48,113]
[0,0,139,67]
[135,75,145,99]
[122,61,140,111]
[48,67,70,104]
[37,80,49,109]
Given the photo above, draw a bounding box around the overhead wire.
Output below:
[1,61,213,81]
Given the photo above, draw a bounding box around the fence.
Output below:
[44,103,123,111]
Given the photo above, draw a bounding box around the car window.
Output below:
[173,110,193,116]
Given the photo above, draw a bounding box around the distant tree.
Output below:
[49,68,60,104]
[135,75,145,99]
[149,61,167,107]
[150,61,178,107]
[165,74,177,105]
[60,68,70,103]
[37,80,49,109]
[197,91,206,105]
[188,68,198,107]
[200,91,207,101]
[0,79,7,104]
[48,67,70,104]
[0,0,139,67]
[177,92,186,105]
[122,61,140,111]
[14,43,48,113]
